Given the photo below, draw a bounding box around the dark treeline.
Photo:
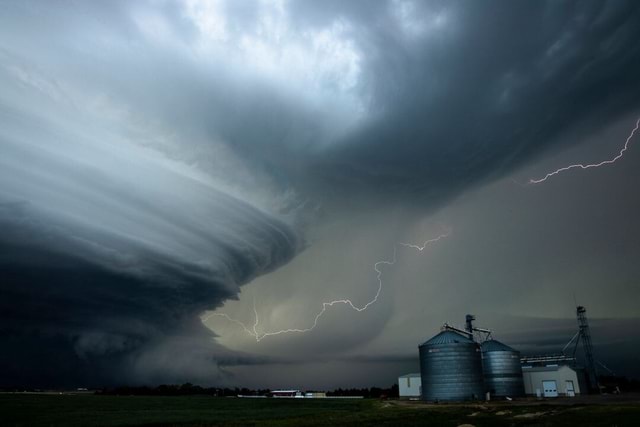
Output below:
[96,383,269,397]
[327,385,398,398]
[93,383,399,397]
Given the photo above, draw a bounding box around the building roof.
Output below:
[420,330,474,346]
[398,373,421,378]
[521,365,576,373]
[481,339,518,352]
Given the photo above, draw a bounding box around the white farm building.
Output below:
[521,365,583,397]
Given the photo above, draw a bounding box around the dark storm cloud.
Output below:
[1,0,640,387]
[9,0,639,205]
[281,0,640,202]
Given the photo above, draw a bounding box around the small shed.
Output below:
[398,373,421,399]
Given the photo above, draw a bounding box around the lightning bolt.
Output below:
[202,231,450,342]
[529,117,640,184]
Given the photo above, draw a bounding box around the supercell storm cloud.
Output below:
[1,0,640,387]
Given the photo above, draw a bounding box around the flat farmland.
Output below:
[2,394,640,426]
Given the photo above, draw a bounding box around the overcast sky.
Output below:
[1,0,639,389]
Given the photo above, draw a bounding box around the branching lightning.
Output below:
[529,117,640,184]
[204,118,639,342]
[202,231,450,342]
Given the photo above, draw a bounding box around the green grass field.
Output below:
[2,394,640,426]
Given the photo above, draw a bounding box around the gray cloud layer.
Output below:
[1,0,639,387]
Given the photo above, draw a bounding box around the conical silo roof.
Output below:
[420,330,473,347]
[480,339,517,352]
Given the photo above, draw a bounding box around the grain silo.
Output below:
[419,329,484,401]
[481,339,525,398]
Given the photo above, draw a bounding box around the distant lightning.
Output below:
[202,231,450,342]
[529,117,640,184]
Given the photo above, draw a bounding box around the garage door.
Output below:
[542,380,558,397]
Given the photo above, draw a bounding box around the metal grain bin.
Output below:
[419,330,484,401]
[481,339,525,398]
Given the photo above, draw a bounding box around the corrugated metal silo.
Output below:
[419,330,484,401]
[481,339,525,398]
